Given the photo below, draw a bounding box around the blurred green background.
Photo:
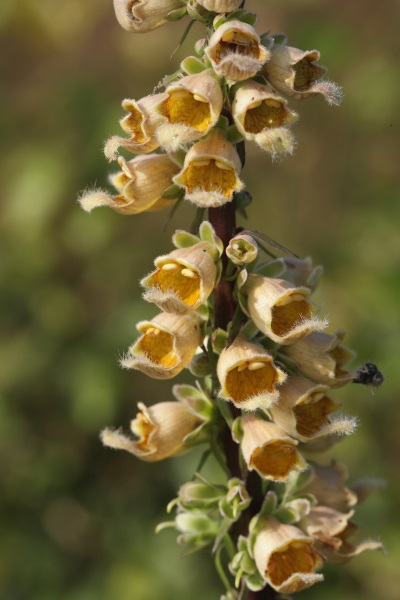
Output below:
[1,0,399,598]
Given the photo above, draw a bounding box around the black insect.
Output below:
[352,362,384,387]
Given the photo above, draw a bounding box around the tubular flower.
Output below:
[238,415,307,481]
[205,20,271,82]
[263,45,343,105]
[299,506,384,565]
[217,336,287,410]
[232,80,298,157]
[269,375,356,442]
[173,129,244,208]
[101,399,205,462]
[141,241,217,314]
[196,0,242,12]
[244,275,327,345]
[78,155,180,215]
[252,517,324,594]
[121,312,202,379]
[152,70,223,151]
[104,94,167,160]
[113,0,186,33]
[281,330,356,388]
[226,234,258,265]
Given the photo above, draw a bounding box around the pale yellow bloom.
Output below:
[113,0,185,33]
[101,400,203,461]
[205,20,271,81]
[281,330,356,388]
[252,517,324,593]
[153,70,223,151]
[78,155,180,215]
[217,336,286,410]
[264,45,343,105]
[173,129,244,207]
[141,241,217,314]
[244,275,327,344]
[269,375,356,442]
[121,312,202,379]
[104,94,166,160]
[232,80,298,157]
[239,415,307,481]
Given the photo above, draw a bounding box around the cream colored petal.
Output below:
[205,20,270,81]
[240,415,306,481]
[282,330,356,388]
[264,45,342,105]
[141,242,217,314]
[300,460,358,512]
[173,129,244,207]
[253,517,324,593]
[113,0,185,33]
[245,275,327,344]
[121,312,202,379]
[217,336,286,410]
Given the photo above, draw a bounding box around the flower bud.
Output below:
[263,256,323,292]
[152,70,223,151]
[238,415,307,481]
[205,20,270,81]
[244,275,327,345]
[101,399,204,461]
[232,81,298,157]
[226,234,258,265]
[78,155,180,215]
[173,129,244,207]
[269,375,356,442]
[196,0,242,12]
[263,45,343,105]
[113,0,186,33]
[141,241,217,314]
[217,336,287,410]
[252,517,324,593]
[281,330,356,388]
[121,312,202,379]
[104,94,167,160]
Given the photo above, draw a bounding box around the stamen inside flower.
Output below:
[244,99,287,133]
[225,360,279,403]
[271,294,313,337]
[183,159,238,198]
[294,394,338,437]
[121,104,146,142]
[130,412,153,451]
[293,55,326,91]
[268,542,319,584]
[163,90,212,132]
[252,440,300,480]
[148,262,201,306]
[137,327,179,368]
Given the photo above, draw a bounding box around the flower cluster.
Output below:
[79,3,343,215]
[79,2,384,599]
